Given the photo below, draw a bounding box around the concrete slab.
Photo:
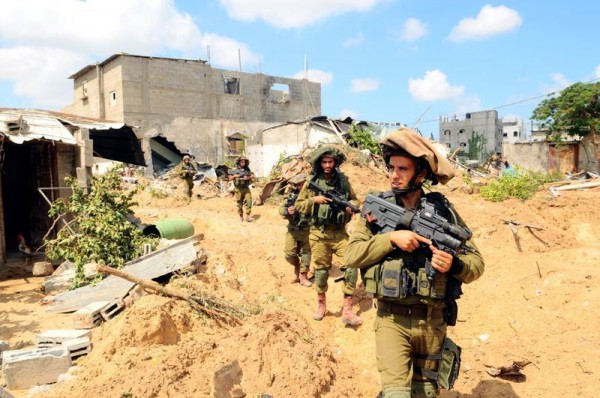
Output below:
[2,347,71,389]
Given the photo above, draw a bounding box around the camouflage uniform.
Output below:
[345,128,485,398]
[279,174,312,285]
[230,156,254,221]
[177,155,196,198]
[295,146,362,325]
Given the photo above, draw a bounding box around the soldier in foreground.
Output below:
[345,128,484,397]
[294,146,363,326]
[229,156,255,222]
[279,174,312,287]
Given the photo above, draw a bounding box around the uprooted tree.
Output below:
[531,81,600,172]
[45,168,157,288]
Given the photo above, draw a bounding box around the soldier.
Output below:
[279,174,312,287]
[177,155,197,199]
[294,146,363,326]
[345,128,485,398]
[229,156,255,222]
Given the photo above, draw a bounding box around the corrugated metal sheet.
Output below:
[0,109,77,145]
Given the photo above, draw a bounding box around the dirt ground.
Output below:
[1,159,599,398]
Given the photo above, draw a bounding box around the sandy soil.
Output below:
[1,159,599,398]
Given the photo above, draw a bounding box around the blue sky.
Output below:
[0,0,599,139]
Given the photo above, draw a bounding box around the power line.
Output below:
[408,77,600,127]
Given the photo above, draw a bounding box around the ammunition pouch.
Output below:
[360,256,448,300]
[413,337,462,390]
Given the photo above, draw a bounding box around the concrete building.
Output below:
[439,110,503,160]
[501,115,526,143]
[62,54,322,175]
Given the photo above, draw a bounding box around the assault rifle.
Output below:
[283,192,299,216]
[361,194,474,280]
[307,181,360,214]
[229,168,252,178]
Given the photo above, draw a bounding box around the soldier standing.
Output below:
[279,174,312,287]
[229,156,255,222]
[294,146,363,326]
[345,128,485,398]
[177,155,196,199]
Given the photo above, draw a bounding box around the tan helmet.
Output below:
[380,127,456,185]
[288,173,307,185]
[307,145,346,172]
[182,155,192,161]
[237,156,250,166]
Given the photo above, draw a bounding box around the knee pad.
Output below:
[411,380,439,398]
[314,269,329,288]
[300,252,311,267]
[343,267,357,287]
[284,254,299,266]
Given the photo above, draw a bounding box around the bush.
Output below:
[46,169,157,288]
[479,167,561,201]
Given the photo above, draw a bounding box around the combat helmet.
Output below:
[307,145,346,174]
[236,155,250,167]
[380,127,456,192]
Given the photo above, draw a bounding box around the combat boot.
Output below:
[341,295,363,326]
[313,293,326,321]
[299,272,312,287]
[290,265,300,284]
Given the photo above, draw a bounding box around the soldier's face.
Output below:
[321,156,335,175]
[388,155,424,189]
[240,159,247,167]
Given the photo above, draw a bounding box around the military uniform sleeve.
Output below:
[448,204,485,284]
[279,196,289,218]
[345,216,395,268]
[294,183,314,216]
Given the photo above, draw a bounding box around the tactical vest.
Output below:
[311,173,352,227]
[283,191,310,229]
[233,167,251,188]
[361,190,460,303]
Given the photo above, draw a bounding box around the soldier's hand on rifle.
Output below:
[390,231,431,253]
[430,245,453,274]
[312,195,331,205]
[344,206,354,215]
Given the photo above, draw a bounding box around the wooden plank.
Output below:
[43,234,203,313]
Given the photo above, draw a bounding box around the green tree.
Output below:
[346,125,381,155]
[46,169,156,288]
[531,81,600,171]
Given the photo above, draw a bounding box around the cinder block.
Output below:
[72,301,109,329]
[62,337,91,361]
[2,347,71,389]
[36,329,91,348]
[100,299,125,321]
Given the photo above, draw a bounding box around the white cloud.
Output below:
[451,95,482,115]
[595,65,600,79]
[293,69,333,86]
[0,46,89,108]
[550,73,571,88]
[343,33,366,47]
[400,18,428,42]
[339,109,359,119]
[0,0,261,107]
[219,0,383,29]
[448,5,522,42]
[408,70,464,101]
[351,78,379,92]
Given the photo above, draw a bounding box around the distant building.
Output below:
[62,53,321,174]
[501,115,525,143]
[439,110,503,160]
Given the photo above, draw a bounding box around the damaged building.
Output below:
[0,108,144,265]
[62,54,322,176]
